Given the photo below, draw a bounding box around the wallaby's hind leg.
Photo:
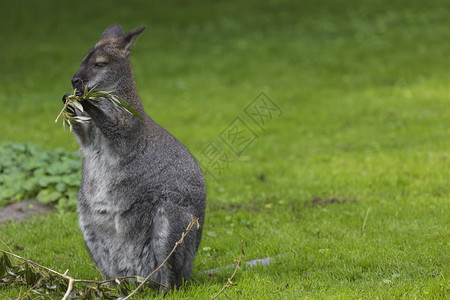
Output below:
[150,204,200,290]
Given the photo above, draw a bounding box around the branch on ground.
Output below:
[0,217,200,299]
[211,237,245,300]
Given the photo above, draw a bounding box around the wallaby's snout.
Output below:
[71,76,81,90]
[63,70,83,105]
[71,67,86,93]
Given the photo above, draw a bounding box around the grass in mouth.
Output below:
[55,85,141,132]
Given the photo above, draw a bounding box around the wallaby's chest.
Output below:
[79,143,135,236]
[79,135,125,212]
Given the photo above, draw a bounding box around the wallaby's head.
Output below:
[72,24,146,94]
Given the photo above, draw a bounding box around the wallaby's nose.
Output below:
[71,77,81,89]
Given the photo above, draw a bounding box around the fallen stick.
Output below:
[211,237,245,300]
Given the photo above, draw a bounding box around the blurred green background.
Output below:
[2,0,447,153]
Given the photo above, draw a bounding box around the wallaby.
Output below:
[62,24,206,290]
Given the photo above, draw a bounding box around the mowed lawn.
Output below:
[0,0,449,299]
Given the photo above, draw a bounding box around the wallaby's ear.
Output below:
[101,24,124,39]
[120,26,146,57]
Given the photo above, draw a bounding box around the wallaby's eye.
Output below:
[94,62,108,68]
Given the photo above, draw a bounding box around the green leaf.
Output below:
[0,254,7,278]
[3,253,12,268]
[55,182,67,192]
[25,262,33,285]
[108,95,121,106]
[116,96,141,118]
[73,116,92,122]
[84,84,95,99]
[71,100,84,112]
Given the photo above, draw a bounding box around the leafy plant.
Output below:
[0,142,82,212]
[55,86,141,132]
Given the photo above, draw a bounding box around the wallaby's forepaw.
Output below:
[62,93,71,104]
[62,93,76,114]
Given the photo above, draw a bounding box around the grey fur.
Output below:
[65,24,206,290]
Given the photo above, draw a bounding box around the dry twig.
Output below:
[211,237,245,300]
[361,207,371,235]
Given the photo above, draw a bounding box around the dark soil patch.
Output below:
[310,196,358,206]
[208,202,262,214]
[258,173,266,182]
[0,200,53,225]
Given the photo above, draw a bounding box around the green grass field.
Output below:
[0,0,449,298]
